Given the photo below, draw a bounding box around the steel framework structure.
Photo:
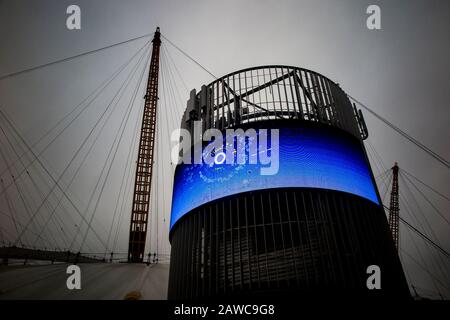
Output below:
[169,65,410,299]
[389,163,400,250]
[128,27,161,262]
[181,65,369,142]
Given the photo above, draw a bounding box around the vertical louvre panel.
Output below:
[168,188,409,299]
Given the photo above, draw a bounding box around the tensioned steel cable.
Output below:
[402,168,450,202]
[104,103,141,258]
[112,123,140,253]
[0,210,50,247]
[398,173,450,285]
[0,109,108,249]
[375,169,390,181]
[367,138,449,255]
[399,172,448,246]
[160,49,187,253]
[365,140,392,206]
[0,42,149,240]
[349,94,450,169]
[160,49,193,255]
[145,37,450,266]
[401,208,446,297]
[353,124,449,289]
[159,50,175,152]
[400,248,450,294]
[84,48,150,254]
[78,46,151,254]
[0,137,60,248]
[10,135,96,252]
[366,140,388,173]
[65,46,150,252]
[0,39,151,186]
[0,42,150,250]
[164,34,450,171]
[103,46,150,256]
[383,204,450,259]
[399,170,450,284]
[163,42,189,93]
[0,38,151,250]
[402,171,450,226]
[359,108,449,286]
[381,172,393,204]
[154,54,171,258]
[161,34,218,80]
[410,285,445,300]
[23,41,149,250]
[48,46,150,252]
[400,179,450,289]
[111,106,144,254]
[0,126,71,249]
[0,33,152,80]
[162,46,188,126]
[109,105,142,255]
[0,175,22,245]
[0,212,4,244]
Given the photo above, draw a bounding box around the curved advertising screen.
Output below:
[170,125,379,230]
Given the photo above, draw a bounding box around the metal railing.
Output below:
[181,65,368,140]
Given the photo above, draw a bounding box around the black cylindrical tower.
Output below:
[168,66,410,299]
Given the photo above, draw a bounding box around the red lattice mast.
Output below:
[389,162,400,251]
[128,27,161,262]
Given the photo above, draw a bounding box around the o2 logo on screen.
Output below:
[171,121,280,176]
[199,134,259,184]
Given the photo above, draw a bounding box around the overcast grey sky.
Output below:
[0,0,449,298]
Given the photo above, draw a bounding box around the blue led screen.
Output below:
[170,126,379,230]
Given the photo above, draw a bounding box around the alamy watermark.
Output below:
[66,5,81,30]
[66,264,81,290]
[171,121,279,176]
[366,265,381,289]
[366,5,381,30]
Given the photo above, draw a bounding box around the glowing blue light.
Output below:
[214,152,226,164]
[170,126,379,230]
